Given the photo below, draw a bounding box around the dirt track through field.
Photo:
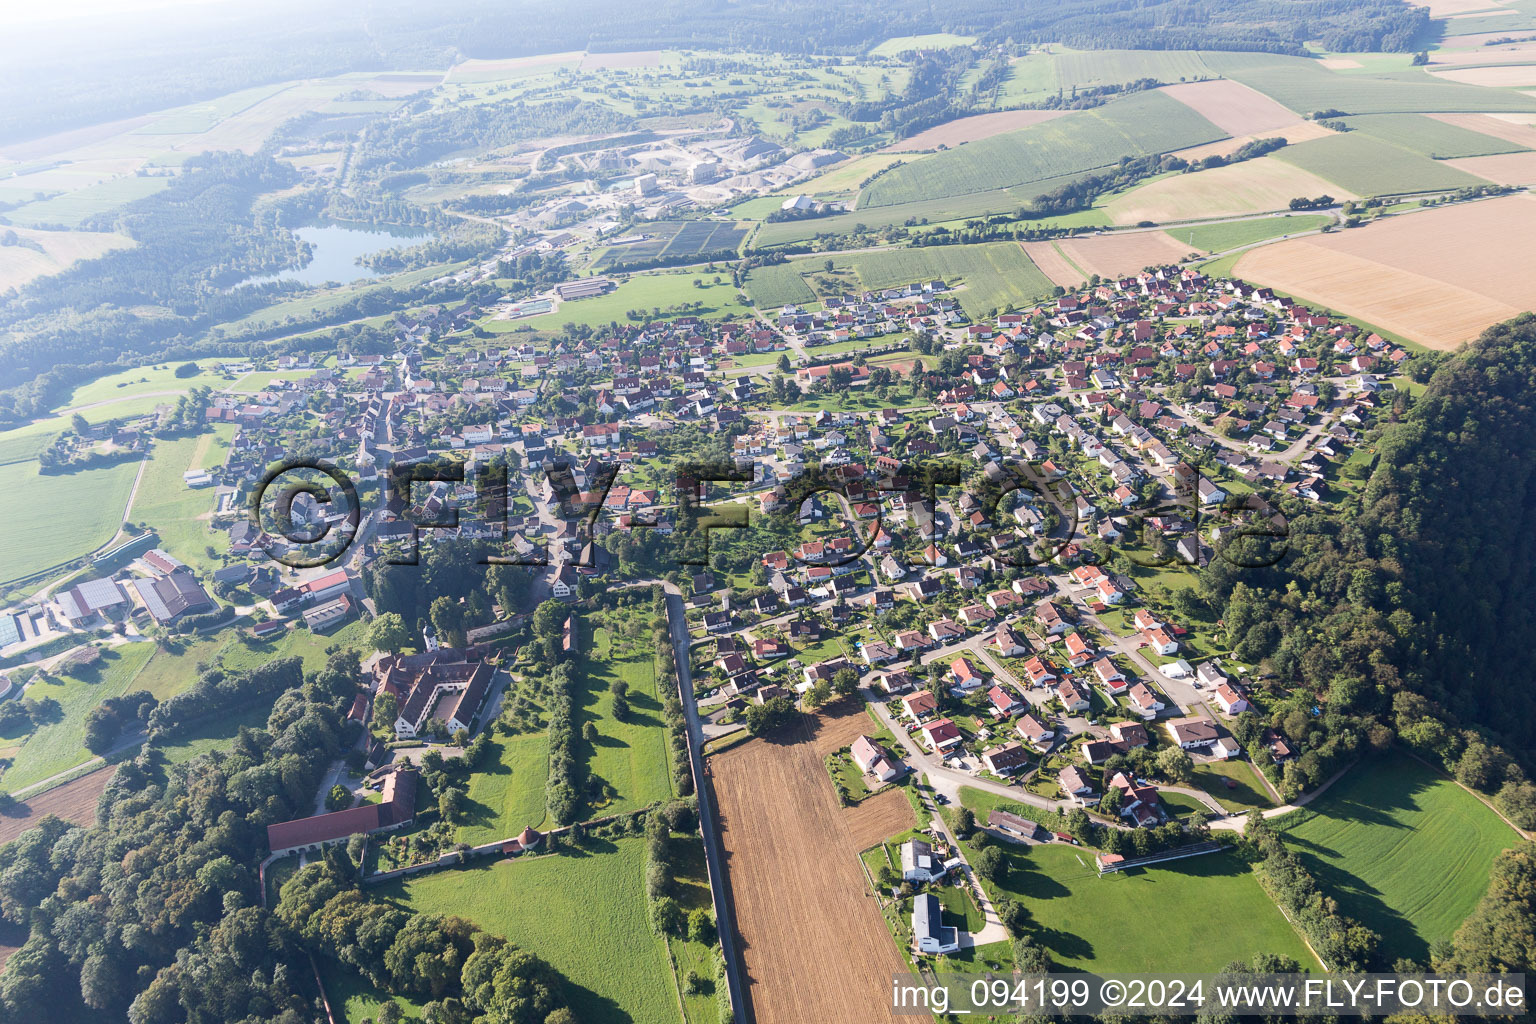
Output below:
[710,701,921,1024]
[0,766,111,845]
[1022,241,1087,289]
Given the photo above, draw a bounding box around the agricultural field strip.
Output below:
[860,90,1231,208]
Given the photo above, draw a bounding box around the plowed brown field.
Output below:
[709,700,920,1024]
[0,766,111,845]
[1022,241,1088,289]
[1161,80,1301,136]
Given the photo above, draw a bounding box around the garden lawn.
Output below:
[388,838,679,1024]
[220,619,367,674]
[1192,758,1276,813]
[455,731,551,844]
[1276,752,1520,963]
[0,459,139,586]
[153,700,275,766]
[969,841,1318,972]
[575,622,673,817]
[320,962,424,1024]
[1,643,154,793]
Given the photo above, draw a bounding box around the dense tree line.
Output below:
[1439,844,1536,972]
[83,690,159,754]
[1246,814,1380,969]
[354,98,631,175]
[145,656,311,742]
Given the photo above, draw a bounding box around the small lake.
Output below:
[238,221,434,288]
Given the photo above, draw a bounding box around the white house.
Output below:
[851,735,904,782]
[913,893,960,954]
[1214,681,1252,715]
[900,839,949,883]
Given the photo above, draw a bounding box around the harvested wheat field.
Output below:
[1424,0,1508,15]
[1054,230,1194,279]
[1433,65,1536,87]
[1319,58,1363,69]
[0,225,135,291]
[1432,111,1536,148]
[1447,151,1536,183]
[883,109,1068,151]
[1236,194,1536,349]
[1162,79,1301,135]
[1022,240,1088,288]
[1106,157,1354,225]
[580,50,663,69]
[710,700,920,1024]
[1173,120,1334,163]
[1430,41,1536,65]
[0,766,112,845]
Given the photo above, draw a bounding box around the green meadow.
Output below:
[1278,753,1520,963]
[960,788,1318,972]
[388,839,680,1024]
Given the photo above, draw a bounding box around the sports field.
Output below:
[1235,193,1536,348]
[1278,752,1521,963]
[0,458,139,585]
[389,839,681,1024]
[1275,133,1490,195]
[860,90,1226,207]
[959,789,1317,972]
[1105,157,1354,225]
